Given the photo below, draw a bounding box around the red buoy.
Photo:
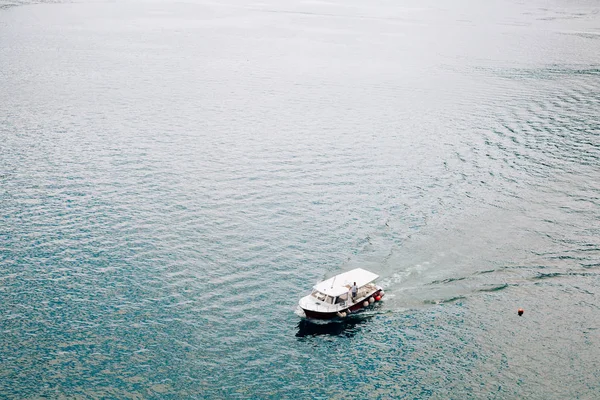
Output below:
[375,296,381,301]
[518,308,524,316]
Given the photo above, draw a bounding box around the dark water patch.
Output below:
[423,296,466,305]
[573,286,595,296]
[0,0,65,10]
[500,264,549,271]
[581,263,600,269]
[547,254,585,261]
[558,31,600,40]
[477,283,509,292]
[533,272,563,280]
[533,271,599,281]
[479,65,600,81]
[475,269,497,275]
[295,315,374,338]
[429,276,467,285]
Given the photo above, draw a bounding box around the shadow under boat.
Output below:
[296,313,375,338]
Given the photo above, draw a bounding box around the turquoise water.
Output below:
[1,0,599,398]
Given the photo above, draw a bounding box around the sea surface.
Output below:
[1,0,599,398]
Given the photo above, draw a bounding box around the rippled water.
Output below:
[1,0,599,398]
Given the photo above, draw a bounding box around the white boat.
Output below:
[298,268,384,319]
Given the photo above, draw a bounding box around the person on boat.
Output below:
[351,282,358,300]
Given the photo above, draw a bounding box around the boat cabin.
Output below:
[310,289,350,306]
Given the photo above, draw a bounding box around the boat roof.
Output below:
[312,268,379,297]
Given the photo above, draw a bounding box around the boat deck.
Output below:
[343,283,378,304]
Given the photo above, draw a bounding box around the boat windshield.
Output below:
[311,290,327,301]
